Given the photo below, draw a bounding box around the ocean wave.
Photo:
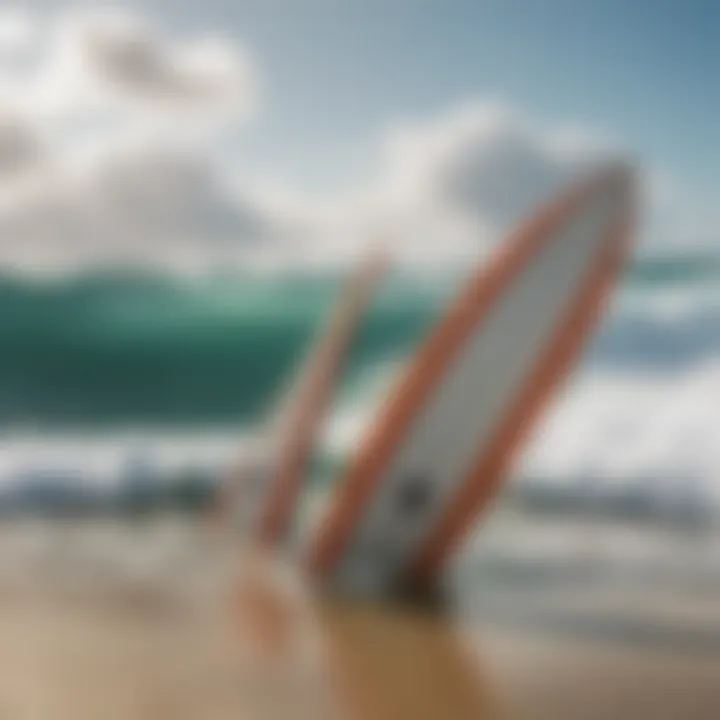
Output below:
[1,358,718,523]
[0,255,716,426]
[321,355,720,517]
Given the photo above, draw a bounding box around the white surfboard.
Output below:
[307,164,636,598]
[213,250,389,547]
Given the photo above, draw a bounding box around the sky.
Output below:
[151,0,718,197]
[0,0,716,273]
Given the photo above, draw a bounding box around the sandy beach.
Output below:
[1,592,719,719]
[0,520,718,719]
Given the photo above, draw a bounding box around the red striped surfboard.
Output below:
[307,164,637,597]
[255,250,389,546]
[212,252,389,545]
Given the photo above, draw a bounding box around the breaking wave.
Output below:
[1,250,719,521]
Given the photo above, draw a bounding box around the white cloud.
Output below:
[0,137,289,275]
[66,9,255,116]
[0,98,626,274]
[325,103,617,268]
[0,9,34,55]
[0,9,658,275]
[380,105,572,223]
[0,9,640,274]
[0,7,271,274]
[0,7,256,129]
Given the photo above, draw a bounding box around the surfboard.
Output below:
[307,164,636,598]
[213,250,389,547]
[255,250,389,546]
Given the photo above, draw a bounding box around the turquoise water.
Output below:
[0,252,718,551]
[0,254,716,429]
[0,272,441,427]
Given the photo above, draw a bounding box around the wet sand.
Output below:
[0,521,718,719]
[1,589,719,719]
